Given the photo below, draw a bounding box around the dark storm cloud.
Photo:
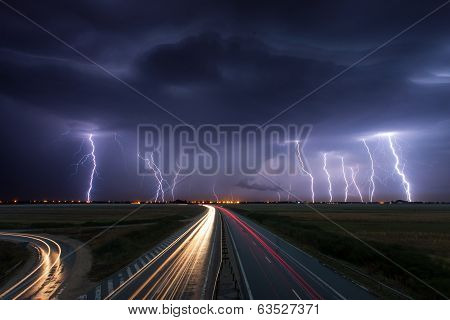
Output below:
[134,32,346,123]
[2,0,449,124]
[138,32,339,87]
[236,177,282,192]
[1,0,450,200]
[139,33,225,85]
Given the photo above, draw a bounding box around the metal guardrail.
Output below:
[214,212,245,299]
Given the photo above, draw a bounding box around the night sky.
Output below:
[1,1,450,202]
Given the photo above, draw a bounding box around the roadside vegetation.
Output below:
[72,213,202,281]
[225,203,450,299]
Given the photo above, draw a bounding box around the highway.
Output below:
[219,207,374,300]
[107,205,221,299]
[0,232,63,300]
[0,205,373,300]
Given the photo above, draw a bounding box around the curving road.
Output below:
[219,206,374,300]
[107,205,221,300]
[0,232,63,300]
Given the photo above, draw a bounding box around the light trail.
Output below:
[322,153,333,202]
[108,206,217,299]
[0,233,62,300]
[350,166,364,202]
[220,207,322,299]
[362,139,376,202]
[277,191,281,202]
[141,208,215,299]
[387,135,412,202]
[139,152,166,202]
[340,157,349,202]
[171,162,181,202]
[295,141,315,203]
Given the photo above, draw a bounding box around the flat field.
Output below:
[0,204,203,229]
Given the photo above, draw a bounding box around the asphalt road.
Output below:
[219,206,374,300]
[107,205,221,300]
[0,232,64,299]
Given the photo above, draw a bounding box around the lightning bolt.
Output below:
[73,134,97,202]
[387,135,412,202]
[362,139,376,202]
[139,152,166,202]
[73,138,85,160]
[171,162,181,202]
[340,157,349,202]
[277,191,281,202]
[350,166,364,202]
[73,146,89,176]
[295,141,315,203]
[86,134,97,203]
[212,183,219,202]
[322,153,333,202]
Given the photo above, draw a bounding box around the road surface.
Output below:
[0,232,63,299]
[107,205,221,299]
[219,206,374,300]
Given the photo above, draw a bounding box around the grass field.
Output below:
[0,204,206,283]
[0,204,203,229]
[0,241,30,287]
[224,203,450,299]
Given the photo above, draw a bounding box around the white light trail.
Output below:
[362,139,376,202]
[139,152,166,202]
[277,191,281,202]
[295,141,315,203]
[387,135,412,202]
[322,153,333,202]
[350,166,364,202]
[340,157,349,202]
